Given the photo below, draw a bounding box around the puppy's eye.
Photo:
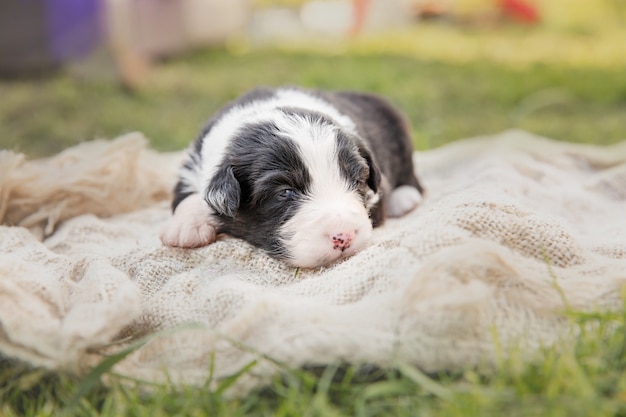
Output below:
[279,188,296,199]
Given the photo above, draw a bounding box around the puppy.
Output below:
[160,87,424,268]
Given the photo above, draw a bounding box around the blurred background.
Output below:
[0,0,624,156]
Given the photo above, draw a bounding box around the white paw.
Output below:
[160,194,217,248]
[387,185,422,218]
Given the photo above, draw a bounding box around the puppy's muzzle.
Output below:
[331,231,354,251]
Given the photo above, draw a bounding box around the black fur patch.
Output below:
[318,90,423,194]
[334,132,375,191]
[207,121,313,260]
[275,106,381,198]
[172,87,279,213]
[170,86,423,263]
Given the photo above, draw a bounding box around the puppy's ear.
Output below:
[359,143,381,194]
[205,165,240,217]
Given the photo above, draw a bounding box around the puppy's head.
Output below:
[205,110,381,268]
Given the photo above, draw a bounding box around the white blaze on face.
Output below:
[178,88,358,197]
[277,116,373,268]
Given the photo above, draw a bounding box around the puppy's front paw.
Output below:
[160,194,217,248]
[160,218,216,248]
[387,185,422,218]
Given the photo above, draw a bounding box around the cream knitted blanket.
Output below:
[1,130,625,393]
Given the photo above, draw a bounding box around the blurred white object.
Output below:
[105,0,250,58]
[301,0,412,35]
[104,0,250,88]
[183,0,250,46]
[249,7,304,42]
[300,1,353,35]
[250,0,412,43]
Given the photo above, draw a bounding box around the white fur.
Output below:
[169,88,393,266]
[280,196,373,267]
[160,194,217,248]
[276,115,373,267]
[177,149,203,195]
[177,88,357,197]
[386,185,422,218]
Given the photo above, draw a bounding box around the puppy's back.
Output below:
[318,90,423,194]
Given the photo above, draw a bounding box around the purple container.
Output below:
[0,0,102,75]
[47,0,102,62]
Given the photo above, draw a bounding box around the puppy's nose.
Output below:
[330,231,355,251]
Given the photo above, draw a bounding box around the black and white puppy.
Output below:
[160,87,424,268]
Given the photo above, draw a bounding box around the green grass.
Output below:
[1,45,625,157]
[2,307,626,416]
[2,19,626,417]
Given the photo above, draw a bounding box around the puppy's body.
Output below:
[161,87,423,267]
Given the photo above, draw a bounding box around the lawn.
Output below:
[2,10,626,417]
[2,309,626,416]
[2,27,626,157]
